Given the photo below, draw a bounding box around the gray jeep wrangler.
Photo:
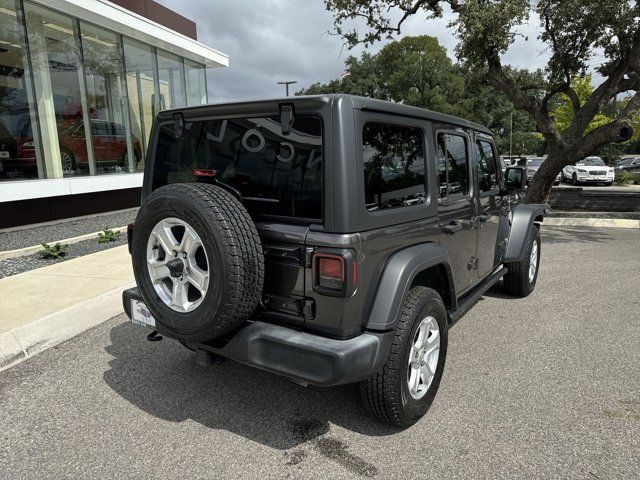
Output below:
[123,95,546,427]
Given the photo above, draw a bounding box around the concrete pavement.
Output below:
[0,245,134,371]
[0,226,638,479]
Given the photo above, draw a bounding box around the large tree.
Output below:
[324,0,640,202]
[299,35,542,155]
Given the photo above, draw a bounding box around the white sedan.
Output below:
[562,156,614,185]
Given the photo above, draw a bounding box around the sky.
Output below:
[158,0,552,103]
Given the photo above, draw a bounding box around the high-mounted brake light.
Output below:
[193,169,216,177]
[311,250,357,297]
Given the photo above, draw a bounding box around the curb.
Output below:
[0,226,128,261]
[0,281,134,372]
[543,217,640,229]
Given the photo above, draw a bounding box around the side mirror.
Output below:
[503,166,527,192]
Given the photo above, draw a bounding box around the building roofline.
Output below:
[28,0,229,68]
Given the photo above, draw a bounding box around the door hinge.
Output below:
[303,299,315,320]
[304,247,315,268]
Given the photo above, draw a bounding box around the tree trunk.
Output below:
[524,149,569,204]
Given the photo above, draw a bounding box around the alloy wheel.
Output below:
[529,237,539,283]
[146,217,210,313]
[407,315,440,400]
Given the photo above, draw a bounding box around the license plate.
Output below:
[131,299,156,328]
[0,151,9,159]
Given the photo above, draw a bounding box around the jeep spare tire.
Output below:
[132,183,264,342]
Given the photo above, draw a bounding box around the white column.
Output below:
[24,9,63,179]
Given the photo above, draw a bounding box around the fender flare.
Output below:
[365,243,455,331]
[504,203,548,263]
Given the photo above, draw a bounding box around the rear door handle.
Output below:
[441,221,462,234]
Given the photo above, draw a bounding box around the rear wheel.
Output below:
[502,224,540,297]
[360,286,448,428]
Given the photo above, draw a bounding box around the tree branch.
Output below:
[567,27,640,138]
[485,57,564,148]
[577,90,640,156]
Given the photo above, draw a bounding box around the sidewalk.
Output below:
[0,245,134,371]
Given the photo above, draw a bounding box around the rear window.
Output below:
[153,116,323,219]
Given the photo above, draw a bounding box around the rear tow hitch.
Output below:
[147,330,163,342]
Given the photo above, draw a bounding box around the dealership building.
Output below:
[0,0,228,227]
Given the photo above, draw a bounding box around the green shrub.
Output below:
[98,228,121,243]
[614,171,640,185]
[41,243,68,259]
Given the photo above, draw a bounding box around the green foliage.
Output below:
[40,243,68,259]
[614,171,640,185]
[324,0,640,202]
[97,228,121,243]
[551,75,612,135]
[298,35,543,155]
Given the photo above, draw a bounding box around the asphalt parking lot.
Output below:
[1,226,639,479]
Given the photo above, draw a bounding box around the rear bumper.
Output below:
[123,287,394,387]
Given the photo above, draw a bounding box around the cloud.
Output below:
[159,0,553,103]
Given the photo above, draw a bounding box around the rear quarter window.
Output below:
[362,122,426,212]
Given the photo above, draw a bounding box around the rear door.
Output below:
[473,135,503,279]
[435,128,476,295]
[150,111,324,329]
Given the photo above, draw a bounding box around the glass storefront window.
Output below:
[185,59,207,106]
[123,38,156,153]
[80,22,140,174]
[24,2,86,178]
[0,0,41,181]
[157,49,186,109]
[1,2,212,182]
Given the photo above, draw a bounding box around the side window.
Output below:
[362,122,426,211]
[475,139,499,192]
[436,132,469,200]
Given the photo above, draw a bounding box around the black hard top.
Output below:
[158,94,493,136]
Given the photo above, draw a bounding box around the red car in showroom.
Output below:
[0,119,141,178]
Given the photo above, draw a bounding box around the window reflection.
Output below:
[25,2,85,177]
[124,38,156,153]
[157,49,186,109]
[437,133,469,199]
[0,0,40,181]
[363,123,426,211]
[185,59,206,106]
[80,22,141,173]
[476,139,498,192]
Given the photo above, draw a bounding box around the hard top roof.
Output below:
[159,94,493,135]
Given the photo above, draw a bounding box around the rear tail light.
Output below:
[311,250,357,297]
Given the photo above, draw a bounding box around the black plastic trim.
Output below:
[122,287,394,386]
[504,203,548,262]
[447,266,507,325]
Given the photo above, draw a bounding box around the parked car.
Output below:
[561,156,614,185]
[614,157,640,172]
[1,119,141,177]
[526,157,561,185]
[123,95,546,428]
